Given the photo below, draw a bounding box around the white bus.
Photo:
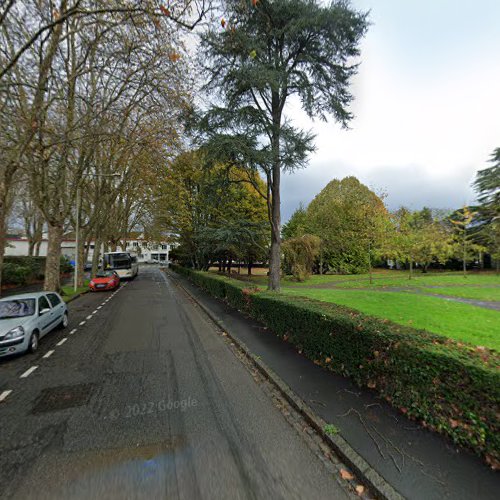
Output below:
[102,252,139,279]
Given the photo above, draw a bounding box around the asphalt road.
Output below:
[0,267,351,500]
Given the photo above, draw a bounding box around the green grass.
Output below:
[237,270,500,289]
[291,273,500,289]
[60,281,90,302]
[282,288,500,351]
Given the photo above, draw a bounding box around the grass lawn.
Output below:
[60,281,90,302]
[282,288,500,351]
[239,270,500,290]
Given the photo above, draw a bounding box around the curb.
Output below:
[167,270,404,500]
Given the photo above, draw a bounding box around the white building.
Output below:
[5,234,173,264]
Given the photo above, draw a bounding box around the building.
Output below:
[5,234,173,265]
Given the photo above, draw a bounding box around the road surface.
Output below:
[0,267,352,500]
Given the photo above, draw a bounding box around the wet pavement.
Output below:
[0,267,352,500]
[172,271,500,500]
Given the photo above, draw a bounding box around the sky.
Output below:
[281,0,500,221]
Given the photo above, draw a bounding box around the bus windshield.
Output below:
[104,253,131,270]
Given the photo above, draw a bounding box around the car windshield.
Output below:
[0,299,36,319]
[96,271,115,278]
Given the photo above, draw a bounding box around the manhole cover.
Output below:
[32,384,94,414]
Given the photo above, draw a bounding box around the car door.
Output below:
[47,293,65,324]
[37,295,55,336]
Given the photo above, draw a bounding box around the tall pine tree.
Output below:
[197,0,368,290]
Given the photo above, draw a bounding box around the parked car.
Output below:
[89,270,120,292]
[0,292,68,357]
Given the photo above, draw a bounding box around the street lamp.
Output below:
[74,173,121,291]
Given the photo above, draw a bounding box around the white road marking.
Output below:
[97,306,102,310]
[86,315,93,320]
[92,310,98,314]
[69,328,77,335]
[0,390,12,402]
[43,350,55,358]
[79,321,86,326]
[20,366,38,378]
[56,338,67,346]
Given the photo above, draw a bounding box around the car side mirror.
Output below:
[39,308,51,315]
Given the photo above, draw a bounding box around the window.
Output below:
[38,295,51,312]
[47,293,61,307]
[0,299,35,318]
[142,242,147,247]
[133,241,138,247]
[161,245,167,250]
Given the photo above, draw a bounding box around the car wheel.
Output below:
[28,331,39,353]
[59,312,69,329]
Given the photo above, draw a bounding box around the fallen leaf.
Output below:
[340,469,354,481]
[325,357,332,363]
[355,485,365,495]
[221,17,226,28]
[160,5,171,16]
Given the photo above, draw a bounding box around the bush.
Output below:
[171,265,500,464]
[2,263,32,285]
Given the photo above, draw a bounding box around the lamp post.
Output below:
[74,173,121,291]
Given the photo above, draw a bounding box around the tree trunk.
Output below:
[268,163,281,291]
[227,258,231,275]
[91,237,101,278]
[35,241,41,256]
[28,240,35,256]
[76,239,85,287]
[408,260,413,280]
[0,201,6,295]
[368,243,372,285]
[247,260,253,276]
[463,240,467,277]
[44,222,63,291]
[319,248,323,275]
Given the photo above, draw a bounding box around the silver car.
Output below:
[0,292,68,357]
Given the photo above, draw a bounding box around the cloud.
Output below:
[281,160,478,221]
[280,0,500,222]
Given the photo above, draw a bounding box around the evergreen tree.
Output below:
[197,0,368,290]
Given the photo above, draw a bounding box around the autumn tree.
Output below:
[282,234,321,282]
[196,0,368,290]
[307,177,389,275]
[157,151,268,270]
[449,206,486,277]
[408,208,453,273]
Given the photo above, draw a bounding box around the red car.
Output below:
[89,271,120,292]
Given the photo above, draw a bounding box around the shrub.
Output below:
[171,265,500,464]
[2,263,32,285]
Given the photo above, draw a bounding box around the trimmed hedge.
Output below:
[2,256,73,285]
[172,264,500,465]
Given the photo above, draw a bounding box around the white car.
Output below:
[0,292,68,357]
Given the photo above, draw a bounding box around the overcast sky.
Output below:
[281,0,500,221]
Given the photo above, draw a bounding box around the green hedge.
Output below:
[3,256,73,285]
[171,265,500,464]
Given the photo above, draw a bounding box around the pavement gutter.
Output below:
[166,269,404,500]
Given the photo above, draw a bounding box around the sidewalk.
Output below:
[173,271,499,500]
